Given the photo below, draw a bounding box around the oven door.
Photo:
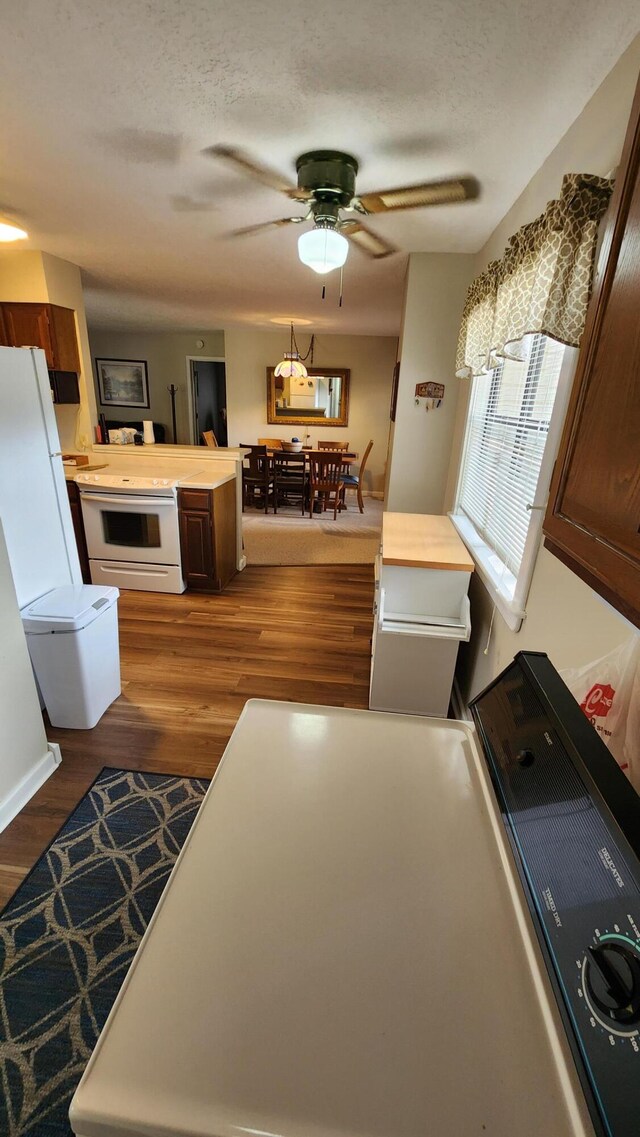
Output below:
[80,491,181,566]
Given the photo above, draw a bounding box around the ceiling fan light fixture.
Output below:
[298,226,349,275]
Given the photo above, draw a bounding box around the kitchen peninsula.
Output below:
[66,444,247,594]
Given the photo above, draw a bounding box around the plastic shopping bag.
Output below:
[560,635,640,792]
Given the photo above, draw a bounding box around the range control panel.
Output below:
[472,654,640,1137]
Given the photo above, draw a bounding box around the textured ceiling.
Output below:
[1,1,638,334]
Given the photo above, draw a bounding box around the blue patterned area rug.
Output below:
[0,767,209,1137]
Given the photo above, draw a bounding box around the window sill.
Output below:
[449,514,525,633]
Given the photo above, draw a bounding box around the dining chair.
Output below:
[201,429,218,447]
[240,444,274,513]
[273,452,308,515]
[308,451,345,520]
[317,440,350,451]
[341,439,373,513]
[258,437,283,449]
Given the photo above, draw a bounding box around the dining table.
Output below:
[265,447,359,512]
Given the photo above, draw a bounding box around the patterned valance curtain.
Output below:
[455,173,614,378]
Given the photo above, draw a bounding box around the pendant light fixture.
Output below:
[274,322,315,379]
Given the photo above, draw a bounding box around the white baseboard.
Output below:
[238,553,247,571]
[0,744,62,835]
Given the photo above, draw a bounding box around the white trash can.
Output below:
[21,585,121,729]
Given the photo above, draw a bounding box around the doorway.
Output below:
[187,358,228,446]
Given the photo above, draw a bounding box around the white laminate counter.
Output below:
[175,469,236,491]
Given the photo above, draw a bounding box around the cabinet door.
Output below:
[49,305,81,372]
[0,306,8,347]
[2,302,55,367]
[179,490,214,589]
[180,511,214,586]
[543,76,640,628]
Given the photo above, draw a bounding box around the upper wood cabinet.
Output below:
[543,76,640,628]
[0,302,81,372]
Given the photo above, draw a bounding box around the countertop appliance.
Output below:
[0,346,83,828]
[78,470,186,593]
[70,653,640,1137]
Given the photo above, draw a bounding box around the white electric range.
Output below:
[77,470,186,593]
[69,653,640,1137]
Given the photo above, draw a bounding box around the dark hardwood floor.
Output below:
[0,565,374,907]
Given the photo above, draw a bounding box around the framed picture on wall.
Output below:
[95,358,150,408]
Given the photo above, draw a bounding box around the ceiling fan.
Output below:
[202,146,479,274]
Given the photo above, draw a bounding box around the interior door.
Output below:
[192,361,228,446]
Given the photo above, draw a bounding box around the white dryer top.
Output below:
[70,701,592,1137]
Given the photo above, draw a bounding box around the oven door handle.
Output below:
[79,491,176,507]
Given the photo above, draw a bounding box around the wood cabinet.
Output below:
[543,75,640,628]
[1,302,81,373]
[0,306,8,347]
[66,480,91,583]
[178,482,237,592]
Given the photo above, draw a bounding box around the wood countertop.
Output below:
[382,513,474,571]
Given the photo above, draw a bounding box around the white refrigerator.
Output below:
[0,346,82,831]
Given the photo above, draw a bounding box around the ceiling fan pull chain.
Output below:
[339,264,344,307]
[321,285,326,301]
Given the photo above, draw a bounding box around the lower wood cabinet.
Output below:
[66,480,91,583]
[178,482,237,592]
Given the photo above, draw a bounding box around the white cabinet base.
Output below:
[369,626,462,717]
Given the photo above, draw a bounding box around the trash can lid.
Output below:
[21,585,119,633]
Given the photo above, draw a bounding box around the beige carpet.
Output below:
[242,498,383,565]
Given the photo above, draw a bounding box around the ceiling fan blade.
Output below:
[202,144,311,201]
[357,176,479,213]
[170,194,216,212]
[231,216,306,237]
[341,221,397,259]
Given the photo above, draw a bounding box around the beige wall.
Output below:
[88,328,225,444]
[386,254,474,513]
[444,37,640,705]
[0,250,95,451]
[224,328,398,494]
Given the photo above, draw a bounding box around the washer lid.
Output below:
[21,585,119,632]
[69,700,591,1137]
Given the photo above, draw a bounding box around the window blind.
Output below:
[457,334,565,577]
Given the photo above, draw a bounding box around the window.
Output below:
[451,334,573,631]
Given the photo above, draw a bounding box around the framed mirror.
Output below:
[266,367,350,427]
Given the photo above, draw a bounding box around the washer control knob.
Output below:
[516,748,535,767]
[585,941,640,1025]
[152,479,159,486]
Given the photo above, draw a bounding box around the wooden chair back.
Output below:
[342,438,373,514]
[308,451,345,519]
[201,429,218,447]
[272,451,308,515]
[258,437,283,449]
[317,440,349,451]
[358,439,374,479]
[240,444,269,476]
[240,444,273,513]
